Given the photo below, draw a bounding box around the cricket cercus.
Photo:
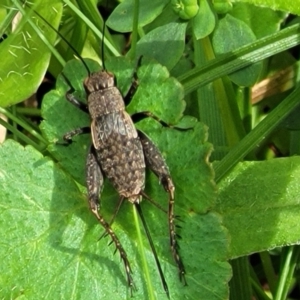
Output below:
[61,59,186,297]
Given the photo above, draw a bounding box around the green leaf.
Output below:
[192,0,216,39]
[216,157,300,258]
[126,58,186,120]
[230,3,288,38]
[0,125,230,298]
[232,0,300,16]
[106,0,169,33]
[0,142,230,299]
[128,22,187,70]
[0,0,62,107]
[37,57,231,299]
[211,14,262,86]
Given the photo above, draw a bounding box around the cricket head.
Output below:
[83,71,115,94]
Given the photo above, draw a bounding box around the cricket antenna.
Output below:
[101,0,109,70]
[135,203,170,299]
[30,8,91,77]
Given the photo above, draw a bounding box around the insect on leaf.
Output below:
[38,57,231,299]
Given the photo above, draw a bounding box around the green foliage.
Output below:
[211,14,262,86]
[1,0,300,299]
[0,1,62,107]
[106,0,169,32]
[217,157,300,258]
[129,22,187,70]
[192,0,216,39]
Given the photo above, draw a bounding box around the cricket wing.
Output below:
[91,111,138,149]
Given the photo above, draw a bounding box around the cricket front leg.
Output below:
[66,93,89,113]
[123,56,143,105]
[86,146,135,292]
[60,127,91,145]
[138,131,186,284]
[65,85,89,114]
[56,127,91,146]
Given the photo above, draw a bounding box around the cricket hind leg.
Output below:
[98,196,125,240]
[99,193,169,245]
[86,146,135,292]
[138,131,186,285]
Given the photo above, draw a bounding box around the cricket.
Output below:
[62,61,186,297]
[35,3,186,298]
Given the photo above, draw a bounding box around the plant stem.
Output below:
[0,118,45,152]
[229,257,252,300]
[259,251,277,295]
[215,85,300,182]
[0,107,48,145]
[133,205,155,300]
[275,246,300,300]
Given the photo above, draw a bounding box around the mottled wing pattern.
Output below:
[91,111,145,198]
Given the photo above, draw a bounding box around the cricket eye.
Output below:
[105,71,115,87]
[83,78,93,93]
[83,78,98,93]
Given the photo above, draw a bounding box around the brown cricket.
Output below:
[62,64,186,297]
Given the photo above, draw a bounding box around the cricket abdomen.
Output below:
[91,111,146,202]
